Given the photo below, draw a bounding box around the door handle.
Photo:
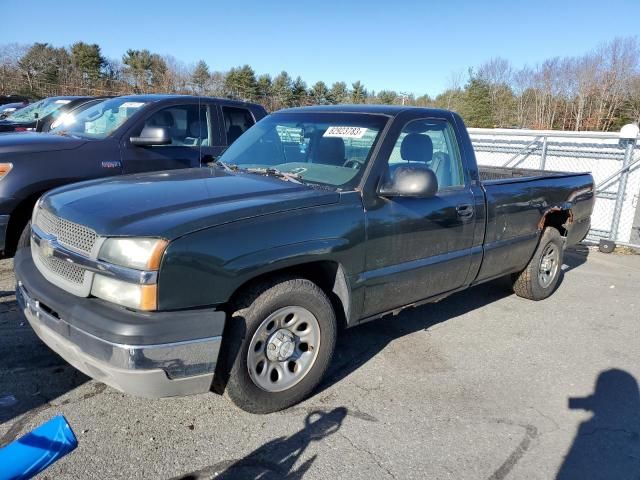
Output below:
[456,204,474,218]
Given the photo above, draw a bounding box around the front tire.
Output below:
[221,277,337,414]
[512,227,564,300]
[16,221,31,250]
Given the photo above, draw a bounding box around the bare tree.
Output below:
[0,43,27,94]
[512,66,534,127]
[444,69,465,109]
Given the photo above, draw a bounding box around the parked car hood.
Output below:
[0,132,86,155]
[41,167,340,239]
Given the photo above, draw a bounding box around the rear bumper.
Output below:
[15,248,226,398]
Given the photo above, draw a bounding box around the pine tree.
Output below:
[328,81,348,104]
[272,71,294,108]
[351,81,367,104]
[122,49,166,92]
[377,90,397,105]
[70,42,105,84]
[309,81,329,105]
[291,76,307,106]
[224,65,258,101]
[460,78,494,127]
[191,60,210,93]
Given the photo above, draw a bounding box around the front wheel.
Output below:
[16,221,31,250]
[512,227,564,300]
[220,277,337,414]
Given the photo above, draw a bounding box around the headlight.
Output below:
[98,237,168,270]
[93,237,168,310]
[91,274,157,310]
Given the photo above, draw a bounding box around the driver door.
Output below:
[362,118,477,317]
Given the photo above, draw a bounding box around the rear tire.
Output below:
[512,227,564,300]
[220,277,337,414]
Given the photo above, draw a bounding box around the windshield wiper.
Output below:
[214,159,238,172]
[245,167,304,184]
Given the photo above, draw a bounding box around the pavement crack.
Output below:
[339,431,396,479]
[353,381,383,398]
[487,423,538,480]
[530,406,561,433]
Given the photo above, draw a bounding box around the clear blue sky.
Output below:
[1,0,638,96]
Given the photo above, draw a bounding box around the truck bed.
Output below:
[479,166,575,183]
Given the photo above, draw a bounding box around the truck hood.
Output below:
[41,168,340,239]
[0,132,86,155]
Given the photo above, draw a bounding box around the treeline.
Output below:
[1,37,639,130]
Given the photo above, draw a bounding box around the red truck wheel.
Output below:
[512,227,564,300]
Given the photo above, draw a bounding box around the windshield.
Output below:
[47,99,104,131]
[49,97,147,139]
[218,112,388,189]
[5,97,72,124]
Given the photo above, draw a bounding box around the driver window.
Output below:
[388,119,464,190]
[140,104,209,147]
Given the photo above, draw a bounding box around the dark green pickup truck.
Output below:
[15,105,594,413]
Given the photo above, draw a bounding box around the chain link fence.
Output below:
[469,128,640,248]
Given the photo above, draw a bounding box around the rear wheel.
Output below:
[220,277,336,414]
[512,227,564,300]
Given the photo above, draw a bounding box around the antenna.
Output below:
[198,93,202,161]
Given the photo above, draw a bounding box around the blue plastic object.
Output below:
[0,415,77,480]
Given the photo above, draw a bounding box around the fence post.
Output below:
[610,124,639,241]
[539,136,548,170]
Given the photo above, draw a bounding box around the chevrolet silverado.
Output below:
[15,105,594,413]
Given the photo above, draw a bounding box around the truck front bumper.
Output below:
[14,249,226,398]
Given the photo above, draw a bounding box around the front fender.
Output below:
[157,193,366,310]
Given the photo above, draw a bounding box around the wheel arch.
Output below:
[539,206,573,237]
[226,260,352,329]
[4,191,42,255]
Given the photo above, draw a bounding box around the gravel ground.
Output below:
[0,246,639,479]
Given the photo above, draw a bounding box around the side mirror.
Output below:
[378,166,438,198]
[130,126,171,146]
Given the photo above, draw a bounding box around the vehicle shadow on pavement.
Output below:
[562,244,589,272]
[171,407,347,480]
[316,278,514,396]
[317,245,588,397]
[556,369,640,479]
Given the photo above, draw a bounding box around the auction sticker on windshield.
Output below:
[120,102,146,109]
[54,100,72,104]
[323,126,368,138]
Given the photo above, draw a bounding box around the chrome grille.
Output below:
[36,247,86,285]
[35,208,98,255]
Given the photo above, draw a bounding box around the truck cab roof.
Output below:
[280,104,454,118]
